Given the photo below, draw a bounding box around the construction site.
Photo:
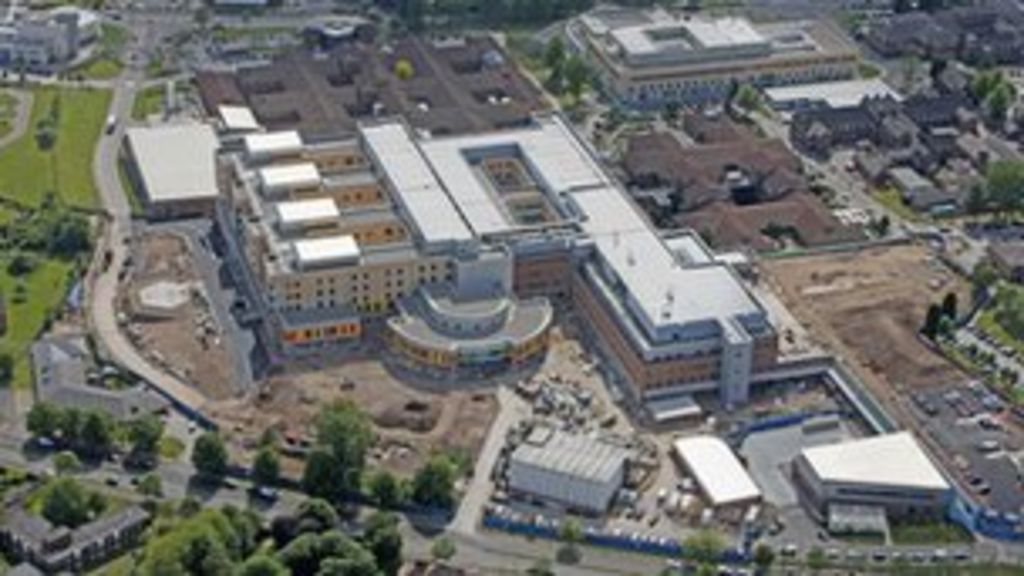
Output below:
[117,231,238,401]
[764,244,969,392]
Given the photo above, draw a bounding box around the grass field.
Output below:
[131,84,165,121]
[0,91,17,139]
[0,87,111,209]
[874,186,928,224]
[890,521,974,546]
[0,254,76,389]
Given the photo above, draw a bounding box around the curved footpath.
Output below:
[0,89,32,149]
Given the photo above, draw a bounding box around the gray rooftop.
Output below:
[510,430,630,484]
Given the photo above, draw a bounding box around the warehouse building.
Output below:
[793,432,953,521]
[123,123,221,219]
[673,435,762,510]
[507,428,631,514]
[572,7,858,108]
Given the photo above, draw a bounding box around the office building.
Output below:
[571,7,858,108]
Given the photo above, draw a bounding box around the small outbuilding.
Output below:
[673,435,762,509]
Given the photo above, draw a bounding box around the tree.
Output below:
[557,517,584,564]
[192,431,229,481]
[734,83,762,112]
[682,529,724,565]
[367,469,402,508]
[806,546,826,573]
[277,530,378,576]
[79,409,113,455]
[922,303,944,340]
[985,81,1016,124]
[238,555,289,576]
[394,58,415,81]
[985,160,1024,215]
[129,415,164,462]
[252,446,281,488]
[0,353,11,387]
[411,455,456,508]
[363,512,403,576]
[942,292,959,320]
[752,542,775,574]
[137,473,163,497]
[563,55,590,101]
[27,402,62,439]
[53,450,81,475]
[396,0,426,32]
[431,536,456,563]
[295,498,340,535]
[314,401,373,498]
[302,449,341,502]
[544,37,566,71]
[42,478,106,528]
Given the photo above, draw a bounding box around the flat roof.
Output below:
[259,163,321,193]
[244,131,303,158]
[419,116,607,235]
[765,78,901,109]
[125,123,220,204]
[293,235,360,268]
[800,432,950,492]
[674,435,761,507]
[275,198,339,226]
[361,122,473,247]
[569,185,762,332]
[511,430,630,484]
[218,105,260,132]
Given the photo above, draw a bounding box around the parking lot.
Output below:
[910,383,1024,514]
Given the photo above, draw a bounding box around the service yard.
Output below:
[763,244,970,392]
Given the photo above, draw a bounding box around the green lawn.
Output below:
[890,521,974,546]
[69,23,129,80]
[158,436,185,461]
[0,256,76,389]
[131,84,165,121]
[0,87,111,209]
[874,186,929,224]
[0,90,17,139]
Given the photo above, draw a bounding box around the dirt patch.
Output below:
[764,244,969,391]
[206,357,498,477]
[118,232,236,400]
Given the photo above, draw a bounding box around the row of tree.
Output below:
[188,400,459,511]
[922,292,959,340]
[135,497,405,576]
[26,402,166,464]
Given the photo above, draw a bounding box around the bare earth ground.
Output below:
[207,354,499,477]
[763,244,969,392]
[119,232,235,400]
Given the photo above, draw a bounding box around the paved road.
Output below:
[85,22,209,412]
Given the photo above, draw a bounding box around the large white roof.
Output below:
[126,123,219,204]
[361,122,473,247]
[244,131,303,159]
[275,198,339,227]
[218,105,260,132]
[569,185,761,331]
[293,235,360,268]
[765,78,901,109]
[259,163,321,194]
[419,116,609,236]
[800,432,950,491]
[674,435,761,507]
